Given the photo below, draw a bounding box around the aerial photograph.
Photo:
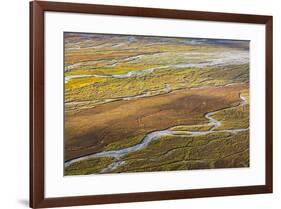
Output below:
[63,32,250,176]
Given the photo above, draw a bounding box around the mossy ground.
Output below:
[64,157,115,175]
[112,131,249,173]
[170,124,213,132]
[104,134,145,151]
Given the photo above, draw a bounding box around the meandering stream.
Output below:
[64,94,248,173]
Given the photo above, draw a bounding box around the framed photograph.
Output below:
[30,1,273,208]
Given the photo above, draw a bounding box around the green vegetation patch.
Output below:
[112,131,249,173]
[104,134,145,151]
[64,157,115,175]
[172,131,193,135]
[170,124,212,132]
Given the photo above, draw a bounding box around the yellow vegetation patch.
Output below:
[65,77,107,90]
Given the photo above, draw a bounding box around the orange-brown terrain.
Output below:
[65,84,247,161]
